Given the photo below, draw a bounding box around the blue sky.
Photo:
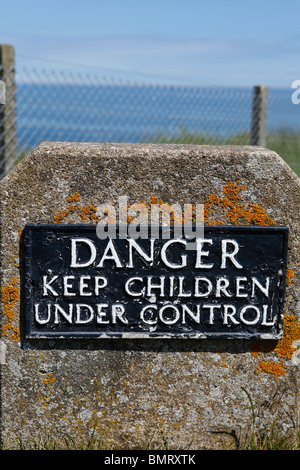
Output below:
[1,0,299,86]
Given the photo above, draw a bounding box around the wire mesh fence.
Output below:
[1,61,300,178]
[16,70,254,146]
[0,64,18,177]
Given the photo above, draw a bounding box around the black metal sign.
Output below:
[23,224,288,339]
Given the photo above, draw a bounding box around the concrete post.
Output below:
[250,85,268,147]
[0,44,17,178]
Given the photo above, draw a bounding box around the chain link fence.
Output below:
[0,63,18,177]
[1,48,300,178]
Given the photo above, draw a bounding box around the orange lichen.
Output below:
[204,181,276,226]
[286,269,295,287]
[56,192,199,226]
[54,193,99,224]
[2,277,20,341]
[131,181,275,228]
[44,373,56,385]
[274,314,300,360]
[127,196,198,225]
[256,359,286,381]
[251,314,300,379]
[81,204,99,224]
[67,192,80,203]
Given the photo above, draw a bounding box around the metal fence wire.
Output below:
[0,64,18,177]
[1,64,300,178]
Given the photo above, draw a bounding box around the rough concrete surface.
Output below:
[0,142,299,449]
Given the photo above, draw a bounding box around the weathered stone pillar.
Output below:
[0,143,299,450]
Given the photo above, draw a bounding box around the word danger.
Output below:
[69,236,244,269]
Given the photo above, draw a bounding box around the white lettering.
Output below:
[194,277,213,297]
[96,304,109,324]
[94,276,108,295]
[112,304,128,324]
[178,276,191,297]
[169,276,175,296]
[97,239,123,268]
[216,277,232,297]
[32,302,278,332]
[160,239,187,268]
[75,304,94,323]
[202,304,221,324]
[70,238,97,268]
[146,276,165,297]
[127,239,154,268]
[221,239,243,269]
[43,275,59,296]
[63,275,76,296]
[261,304,275,326]
[140,305,157,325]
[251,277,270,297]
[159,304,180,325]
[79,276,92,296]
[34,303,51,324]
[223,304,239,324]
[54,304,73,324]
[195,238,214,268]
[236,276,248,297]
[181,304,200,324]
[240,305,260,325]
[125,277,144,297]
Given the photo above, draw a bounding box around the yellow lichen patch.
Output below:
[286,269,295,286]
[44,373,56,385]
[54,193,99,224]
[2,277,20,341]
[256,359,286,381]
[67,192,80,203]
[127,196,198,225]
[81,204,99,224]
[251,314,300,379]
[274,314,300,360]
[54,204,81,224]
[204,181,276,226]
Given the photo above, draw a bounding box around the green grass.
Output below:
[266,129,300,176]
[1,424,299,451]
[238,387,300,450]
[1,389,299,451]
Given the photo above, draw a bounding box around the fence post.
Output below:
[0,44,17,178]
[250,85,268,147]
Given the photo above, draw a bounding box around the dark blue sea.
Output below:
[16,84,299,150]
